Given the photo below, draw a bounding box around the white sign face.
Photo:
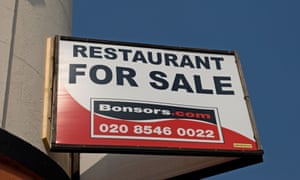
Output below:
[53,37,259,152]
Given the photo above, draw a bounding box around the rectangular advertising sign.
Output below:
[49,36,262,154]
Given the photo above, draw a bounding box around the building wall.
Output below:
[0,0,15,127]
[0,0,72,175]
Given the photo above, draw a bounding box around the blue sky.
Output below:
[73,0,300,179]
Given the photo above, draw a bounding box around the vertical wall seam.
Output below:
[1,0,19,128]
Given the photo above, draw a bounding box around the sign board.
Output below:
[48,36,262,156]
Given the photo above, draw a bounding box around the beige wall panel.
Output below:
[0,0,72,175]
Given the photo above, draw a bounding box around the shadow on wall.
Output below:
[80,154,216,180]
[27,0,46,6]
